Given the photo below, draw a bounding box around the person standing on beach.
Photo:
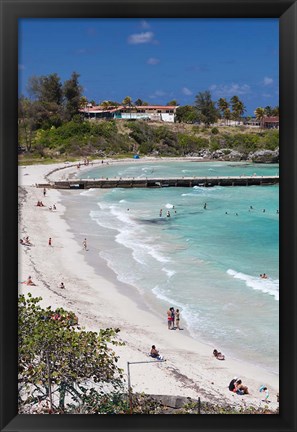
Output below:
[83,238,87,250]
[48,237,52,246]
[167,308,173,329]
[43,188,46,197]
[204,203,207,209]
[175,309,181,330]
[159,209,162,217]
[171,307,175,329]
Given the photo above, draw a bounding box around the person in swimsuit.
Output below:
[175,309,181,330]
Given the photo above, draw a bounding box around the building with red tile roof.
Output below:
[79,104,178,122]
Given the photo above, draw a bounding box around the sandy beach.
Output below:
[18,158,279,411]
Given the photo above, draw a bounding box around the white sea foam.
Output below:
[162,267,176,278]
[227,269,279,301]
[79,188,96,196]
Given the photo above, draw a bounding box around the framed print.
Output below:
[1,0,296,431]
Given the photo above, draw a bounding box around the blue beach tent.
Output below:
[133,154,140,159]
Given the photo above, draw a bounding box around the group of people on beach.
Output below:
[228,377,249,395]
[167,307,182,330]
[228,377,270,401]
[20,236,32,246]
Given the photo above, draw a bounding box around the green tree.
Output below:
[63,72,83,120]
[18,294,124,413]
[26,74,64,129]
[272,105,279,116]
[167,100,178,106]
[27,74,62,105]
[175,105,198,123]
[264,106,273,117]
[40,74,63,105]
[18,97,36,151]
[134,98,144,106]
[230,95,246,124]
[194,91,219,126]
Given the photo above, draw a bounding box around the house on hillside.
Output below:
[260,116,279,129]
[79,105,178,123]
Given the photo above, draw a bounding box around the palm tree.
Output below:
[79,96,88,109]
[101,100,110,110]
[122,96,133,119]
[231,95,246,124]
[122,96,132,106]
[254,107,265,127]
[217,98,229,125]
[224,107,232,126]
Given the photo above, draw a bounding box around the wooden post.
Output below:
[46,351,53,413]
[197,396,201,414]
[127,362,133,414]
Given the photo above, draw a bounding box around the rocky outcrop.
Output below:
[195,148,279,163]
[248,149,279,163]
[211,149,245,161]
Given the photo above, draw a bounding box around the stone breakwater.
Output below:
[37,175,279,190]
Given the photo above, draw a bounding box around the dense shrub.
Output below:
[30,119,279,158]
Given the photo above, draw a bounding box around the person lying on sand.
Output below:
[213,349,225,360]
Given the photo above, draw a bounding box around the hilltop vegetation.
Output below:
[19,118,279,161]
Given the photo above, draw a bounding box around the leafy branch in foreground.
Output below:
[18,294,124,413]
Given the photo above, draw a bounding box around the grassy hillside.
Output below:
[19,119,279,163]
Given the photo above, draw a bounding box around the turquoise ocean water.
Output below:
[72,161,279,373]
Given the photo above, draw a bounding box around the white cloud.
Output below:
[128,31,154,44]
[140,20,150,29]
[149,90,167,99]
[18,64,25,70]
[262,93,272,98]
[182,87,193,96]
[263,77,273,86]
[210,83,251,96]
[147,57,160,65]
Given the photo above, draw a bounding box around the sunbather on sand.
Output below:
[26,276,36,286]
[213,349,225,360]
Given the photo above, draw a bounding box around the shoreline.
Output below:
[19,159,279,410]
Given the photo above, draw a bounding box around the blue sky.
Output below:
[18,18,279,115]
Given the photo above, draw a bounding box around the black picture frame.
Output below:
[1,1,296,431]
